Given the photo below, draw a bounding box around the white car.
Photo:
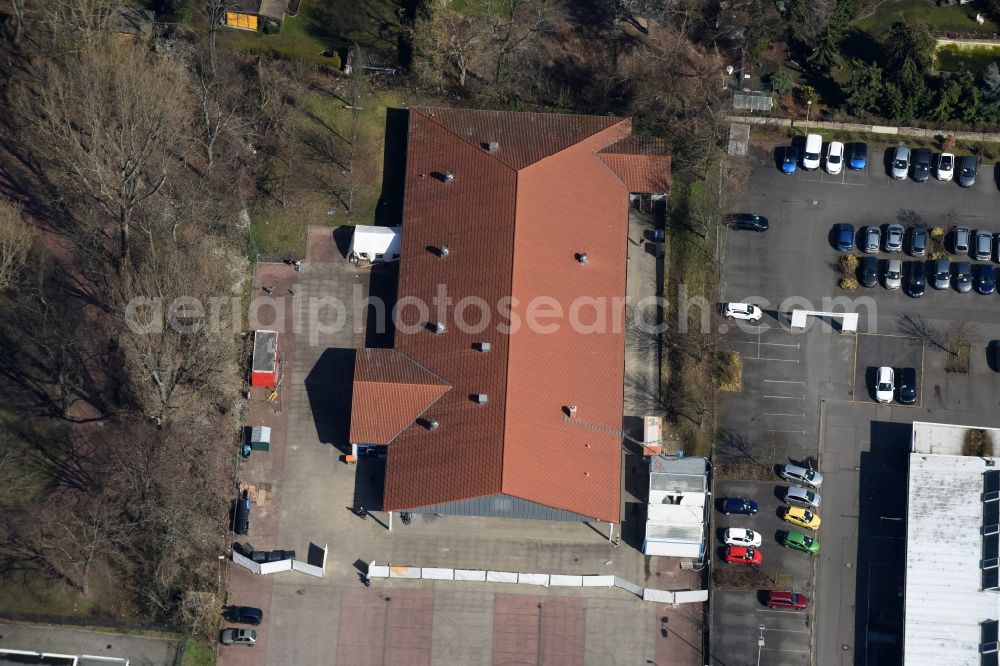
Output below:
[724,528,763,548]
[876,366,895,404]
[723,303,762,322]
[937,152,954,181]
[803,133,822,170]
[825,141,844,175]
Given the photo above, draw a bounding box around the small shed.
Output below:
[251,330,278,388]
[248,425,271,451]
[223,0,285,31]
[348,226,402,266]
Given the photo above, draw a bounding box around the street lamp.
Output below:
[805,100,813,135]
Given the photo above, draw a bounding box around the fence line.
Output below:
[366,562,705,604]
[727,114,1000,144]
[231,544,327,578]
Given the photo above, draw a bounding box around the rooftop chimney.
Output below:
[433,322,445,335]
[487,141,499,152]
[427,419,439,431]
[474,394,488,405]
[576,252,589,266]
[477,342,491,352]
[439,245,449,257]
[443,170,454,183]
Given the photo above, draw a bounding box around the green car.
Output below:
[783,531,820,555]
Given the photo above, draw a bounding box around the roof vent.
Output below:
[576,252,589,266]
[433,321,445,335]
[473,394,488,405]
[487,141,499,152]
[477,342,491,352]
[439,245,449,258]
[427,418,439,431]
[443,170,454,183]
[568,405,577,415]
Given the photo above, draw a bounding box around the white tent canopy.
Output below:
[349,226,402,264]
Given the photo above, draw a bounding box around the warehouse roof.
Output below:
[351,108,670,523]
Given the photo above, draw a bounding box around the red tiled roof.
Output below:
[349,349,451,445]
[369,108,663,523]
[599,137,672,193]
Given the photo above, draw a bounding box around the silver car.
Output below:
[221,628,257,646]
[954,226,971,254]
[864,226,881,253]
[891,146,910,180]
[885,259,902,289]
[976,229,992,261]
[779,463,824,489]
[885,224,904,252]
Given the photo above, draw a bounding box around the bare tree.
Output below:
[0,200,32,291]
[898,313,949,353]
[10,41,192,271]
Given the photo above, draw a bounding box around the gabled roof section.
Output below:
[599,136,672,194]
[412,107,625,171]
[349,349,451,445]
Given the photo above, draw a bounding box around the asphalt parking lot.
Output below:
[711,143,1000,666]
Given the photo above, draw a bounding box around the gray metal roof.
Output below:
[905,449,1000,664]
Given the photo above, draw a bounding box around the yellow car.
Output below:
[783,506,821,530]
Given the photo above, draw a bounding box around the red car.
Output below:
[723,546,762,567]
[766,591,808,610]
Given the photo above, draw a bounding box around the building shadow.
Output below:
[853,421,910,666]
[375,108,409,227]
[304,347,356,451]
[365,262,398,348]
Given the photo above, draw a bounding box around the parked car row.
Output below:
[874,366,918,405]
[856,256,993,295]
[781,135,977,186]
[717,464,822,609]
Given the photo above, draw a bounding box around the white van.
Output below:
[802,134,822,170]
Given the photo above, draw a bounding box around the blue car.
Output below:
[781,146,799,174]
[848,143,868,170]
[836,224,856,252]
[722,498,759,515]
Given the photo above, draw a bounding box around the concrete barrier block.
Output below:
[486,571,518,583]
[581,575,615,587]
[673,590,709,603]
[368,565,390,578]
[643,588,675,603]
[517,573,549,586]
[455,569,486,581]
[422,568,454,580]
[550,574,583,587]
[389,566,420,579]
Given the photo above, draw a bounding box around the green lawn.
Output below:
[180,637,216,666]
[221,0,403,66]
[249,88,405,258]
[855,0,999,36]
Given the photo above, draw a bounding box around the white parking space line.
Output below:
[744,356,800,363]
[736,340,800,348]
[755,609,810,616]
[761,627,811,632]
[764,395,805,400]
[762,379,804,383]
[764,429,806,434]
[762,647,811,653]
[764,413,806,418]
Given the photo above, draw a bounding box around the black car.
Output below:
[955,261,973,293]
[978,264,996,295]
[898,367,917,405]
[731,213,769,232]
[860,255,879,288]
[233,495,250,535]
[225,606,264,625]
[910,226,928,257]
[912,148,932,182]
[958,156,978,187]
[907,261,925,298]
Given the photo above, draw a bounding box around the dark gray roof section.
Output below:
[252,330,277,373]
[408,493,597,522]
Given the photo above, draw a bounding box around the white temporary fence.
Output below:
[366,563,703,603]
[0,648,129,665]
[232,544,327,578]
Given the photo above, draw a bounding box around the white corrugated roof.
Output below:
[644,456,707,557]
[904,450,1000,665]
[911,420,1000,457]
